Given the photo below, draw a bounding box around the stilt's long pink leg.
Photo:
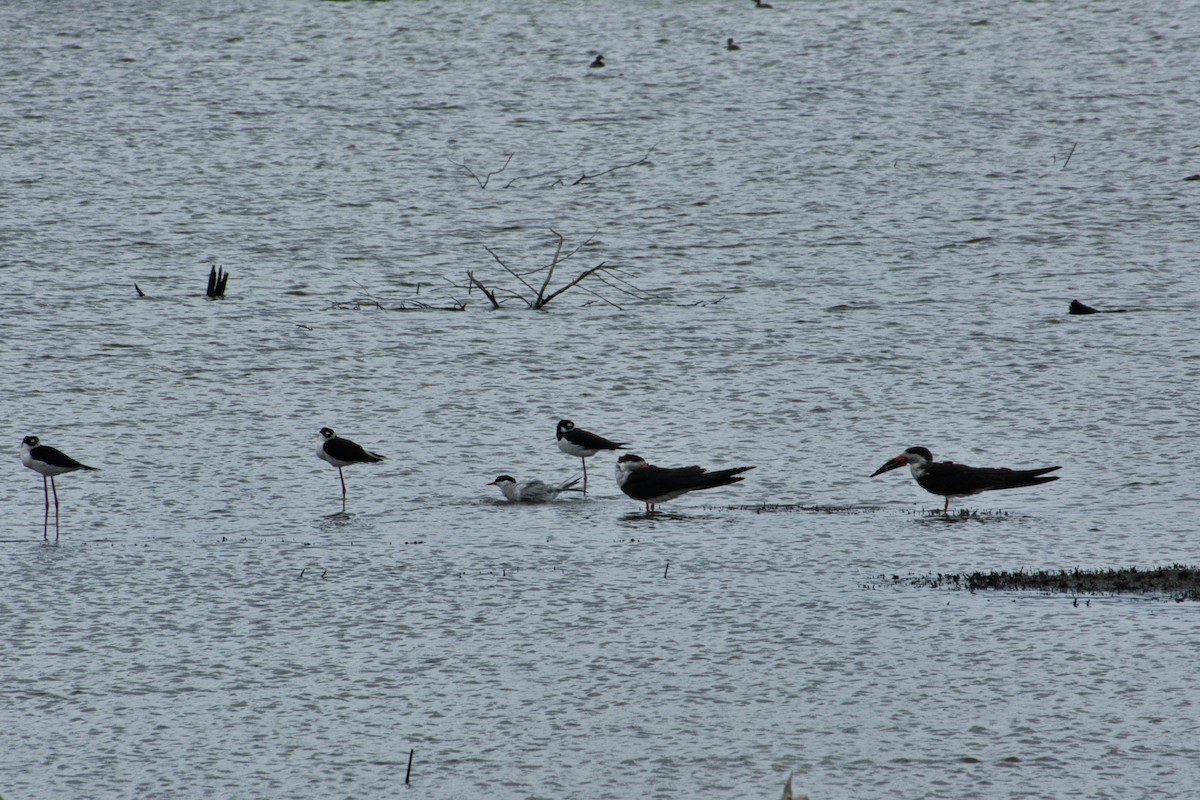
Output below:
[42,475,50,540]
[51,476,61,541]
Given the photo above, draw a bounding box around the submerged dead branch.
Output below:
[571,145,656,185]
[466,230,647,310]
[329,230,658,313]
[331,280,466,311]
[330,297,466,312]
[449,146,657,189]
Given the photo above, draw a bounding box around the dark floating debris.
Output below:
[890,565,1200,601]
[1070,298,1126,315]
[134,283,147,297]
[207,263,229,298]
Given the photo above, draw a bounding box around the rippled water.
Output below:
[4,1,1200,797]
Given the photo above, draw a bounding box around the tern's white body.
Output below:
[489,475,583,503]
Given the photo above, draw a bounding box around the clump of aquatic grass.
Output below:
[886,565,1200,601]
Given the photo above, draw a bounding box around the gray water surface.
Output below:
[3,1,1200,798]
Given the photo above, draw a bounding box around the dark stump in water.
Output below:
[1070,299,1127,315]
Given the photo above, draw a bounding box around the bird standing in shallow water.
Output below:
[556,420,625,494]
[21,435,97,541]
[316,427,384,513]
[871,446,1060,515]
[487,475,584,503]
[615,453,754,513]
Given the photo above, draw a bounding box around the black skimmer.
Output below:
[614,453,754,512]
[487,475,584,503]
[556,419,626,493]
[590,54,605,68]
[871,446,1060,515]
[316,427,384,512]
[21,435,97,541]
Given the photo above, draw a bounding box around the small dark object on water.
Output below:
[1184,174,1200,181]
[726,38,740,51]
[590,54,605,69]
[207,264,229,298]
[135,283,147,297]
[754,0,773,7]
[1070,299,1127,315]
[663,562,670,578]
[406,748,414,784]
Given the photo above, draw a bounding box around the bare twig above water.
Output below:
[466,270,500,309]
[1062,141,1077,169]
[447,153,513,189]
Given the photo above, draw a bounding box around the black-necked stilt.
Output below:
[556,420,625,494]
[726,37,740,51]
[871,446,1061,515]
[614,453,754,513]
[316,427,384,512]
[21,435,97,541]
[486,474,584,503]
[590,54,605,68]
